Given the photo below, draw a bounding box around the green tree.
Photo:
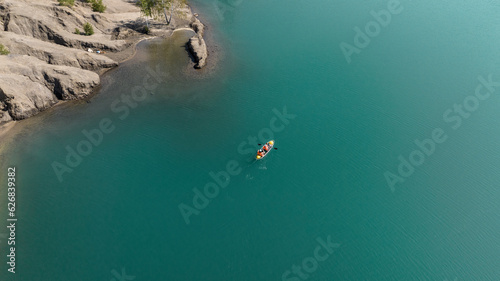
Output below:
[91,0,106,13]
[136,0,155,30]
[157,0,187,25]
[0,44,9,55]
[75,28,80,34]
[137,0,186,27]
[58,0,75,7]
[83,22,94,35]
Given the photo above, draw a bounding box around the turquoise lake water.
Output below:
[2,0,500,280]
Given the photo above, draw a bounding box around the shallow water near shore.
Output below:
[2,0,500,280]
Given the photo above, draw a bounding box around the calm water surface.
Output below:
[1,0,500,280]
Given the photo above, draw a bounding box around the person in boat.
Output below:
[257,150,264,157]
[263,144,269,152]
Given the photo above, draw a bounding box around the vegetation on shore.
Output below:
[58,0,74,7]
[0,44,9,55]
[72,23,94,36]
[83,22,94,36]
[136,0,187,28]
[58,0,106,13]
[90,0,106,13]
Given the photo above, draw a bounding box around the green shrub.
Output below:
[58,0,74,7]
[91,0,106,13]
[142,25,150,34]
[75,28,80,34]
[83,22,94,36]
[0,44,9,55]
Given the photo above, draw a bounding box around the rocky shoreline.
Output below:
[0,0,208,127]
[187,17,207,69]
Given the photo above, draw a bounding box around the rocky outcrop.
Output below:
[112,26,140,40]
[0,32,118,72]
[0,74,59,120]
[187,17,207,69]
[2,1,129,51]
[0,55,100,120]
[0,0,127,123]
[0,0,205,125]
[190,17,204,37]
[187,35,207,69]
[0,109,13,123]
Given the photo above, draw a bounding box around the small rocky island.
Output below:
[0,0,208,125]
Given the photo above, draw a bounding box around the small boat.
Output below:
[256,140,274,160]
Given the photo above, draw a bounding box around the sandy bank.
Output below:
[0,121,15,141]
